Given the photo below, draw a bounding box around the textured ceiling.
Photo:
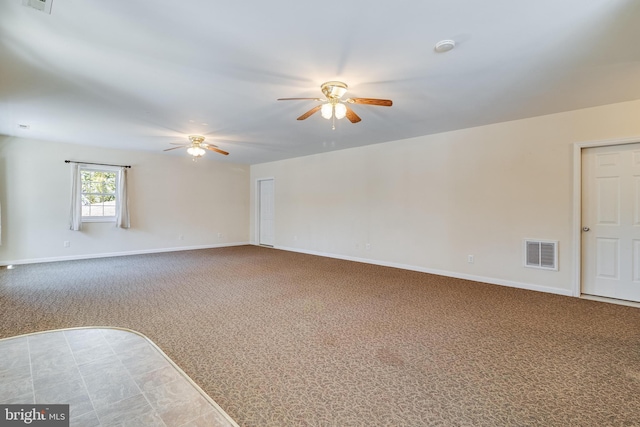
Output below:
[1,0,639,164]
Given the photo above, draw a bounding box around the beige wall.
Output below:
[0,136,250,263]
[4,99,640,294]
[250,99,640,295]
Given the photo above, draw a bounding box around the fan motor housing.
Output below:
[321,81,348,99]
[189,135,205,144]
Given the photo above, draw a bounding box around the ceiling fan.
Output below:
[278,81,393,129]
[163,135,229,159]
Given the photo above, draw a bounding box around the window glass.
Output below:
[81,168,117,220]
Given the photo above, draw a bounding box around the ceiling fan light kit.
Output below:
[277,80,393,128]
[163,135,229,159]
[333,103,347,119]
[186,146,205,157]
[321,103,332,119]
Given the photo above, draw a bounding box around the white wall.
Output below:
[250,99,640,295]
[0,136,250,264]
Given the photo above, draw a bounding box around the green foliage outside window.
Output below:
[81,170,117,217]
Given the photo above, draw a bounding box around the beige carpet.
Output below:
[1,246,639,426]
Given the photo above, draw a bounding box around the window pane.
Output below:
[80,168,118,219]
[104,203,116,217]
[89,203,103,217]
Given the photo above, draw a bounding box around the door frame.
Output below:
[572,136,640,298]
[255,177,275,246]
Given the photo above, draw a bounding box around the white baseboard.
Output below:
[269,245,574,297]
[580,294,640,308]
[0,242,250,266]
[5,242,574,298]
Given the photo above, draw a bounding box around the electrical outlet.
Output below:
[179,234,184,240]
[217,232,222,238]
[63,241,70,248]
[468,255,474,263]
[365,243,371,250]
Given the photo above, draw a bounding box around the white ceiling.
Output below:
[1,0,639,165]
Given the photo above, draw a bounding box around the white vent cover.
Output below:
[22,0,53,14]
[523,239,558,271]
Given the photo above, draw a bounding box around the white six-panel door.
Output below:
[258,179,275,247]
[582,143,640,302]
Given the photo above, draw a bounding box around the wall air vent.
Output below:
[22,0,53,14]
[524,239,558,271]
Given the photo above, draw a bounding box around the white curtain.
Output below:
[69,163,83,231]
[115,167,130,229]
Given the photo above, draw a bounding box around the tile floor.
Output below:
[0,328,238,427]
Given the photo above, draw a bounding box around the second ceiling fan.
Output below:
[163,135,229,159]
[278,81,392,128]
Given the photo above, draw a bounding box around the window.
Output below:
[80,166,118,222]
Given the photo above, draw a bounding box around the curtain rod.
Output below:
[64,160,131,169]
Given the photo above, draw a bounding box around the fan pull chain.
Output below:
[332,114,336,130]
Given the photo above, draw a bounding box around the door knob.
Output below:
[582,227,590,232]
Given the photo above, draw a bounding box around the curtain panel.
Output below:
[115,167,130,229]
[69,163,82,231]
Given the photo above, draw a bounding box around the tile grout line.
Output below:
[101,328,169,427]
[26,336,36,404]
[63,330,102,426]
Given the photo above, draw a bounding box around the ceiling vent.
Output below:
[22,0,53,14]
[524,239,558,271]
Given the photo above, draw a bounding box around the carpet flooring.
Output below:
[1,246,639,426]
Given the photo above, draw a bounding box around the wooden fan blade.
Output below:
[170,142,189,146]
[277,97,322,101]
[344,105,362,123]
[202,143,218,148]
[163,146,185,151]
[297,105,322,120]
[347,98,393,107]
[204,145,229,156]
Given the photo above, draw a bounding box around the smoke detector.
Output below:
[434,40,456,53]
[22,0,53,14]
